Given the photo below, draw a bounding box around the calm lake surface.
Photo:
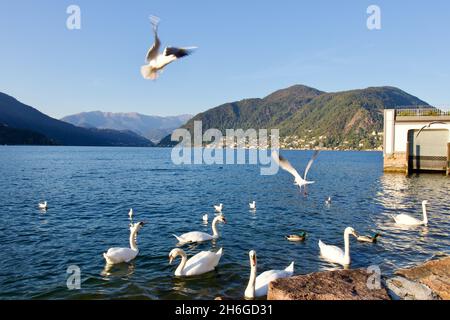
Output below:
[0,146,448,300]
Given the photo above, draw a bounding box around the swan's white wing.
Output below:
[393,214,422,225]
[183,249,223,276]
[304,150,320,180]
[104,247,137,263]
[318,240,344,263]
[272,151,303,182]
[177,231,213,243]
[254,269,293,297]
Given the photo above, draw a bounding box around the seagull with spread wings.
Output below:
[415,121,447,138]
[272,150,320,189]
[141,16,196,80]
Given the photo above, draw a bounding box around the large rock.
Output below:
[394,256,450,300]
[386,276,439,300]
[267,269,390,300]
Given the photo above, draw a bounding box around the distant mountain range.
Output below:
[158,85,429,149]
[0,85,431,148]
[61,112,192,143]
[0,92,154,146]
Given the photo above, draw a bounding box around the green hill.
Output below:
[158,85,429,149]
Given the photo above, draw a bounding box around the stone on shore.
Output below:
[386,276,439,300]
[394,256,450,300]
[267,268,390,300]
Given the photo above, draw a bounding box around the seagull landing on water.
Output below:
[141,15,197,80]
[272,150,320,190]
[38,201,48,210]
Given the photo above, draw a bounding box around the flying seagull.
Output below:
[141,16,196,80]
[272,150,320,189]
[416,121,447,138]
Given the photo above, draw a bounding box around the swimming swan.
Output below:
[103,222,145,265]
[169,248,223,276]
[319,227,357,267]
[173,215,226,245]
[244,250,294,299]
[392,200,429,226]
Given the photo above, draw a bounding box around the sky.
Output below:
[0,0,449,119]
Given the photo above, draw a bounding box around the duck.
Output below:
[286,232,307,242]
[249,201,256,210]
[244,250,294,299]
[173,215,226,245]
[318,227,358,267]
[357,233,381,243]
[38,201,48,210]
[103,222,145,265]
[325,197,332,205]
[168,248,223,276]
[214,203,223,213]
[202,214,208,223]
[392,200,429,226]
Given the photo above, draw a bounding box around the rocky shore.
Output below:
[267,256,449,300]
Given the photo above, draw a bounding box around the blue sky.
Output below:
[0,0,449,118]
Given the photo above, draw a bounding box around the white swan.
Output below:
[103,222,145,265]
[173,215,226,244]
[169,248,223,276]
[202,214,208,223]
[319,227,357,267]
[249,201,256,210]
[214,203,223,213]
[244,250,294,299]
[38,201,48,210]
[392,200,429,226]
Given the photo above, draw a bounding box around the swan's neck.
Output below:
[422,203,428,225]
[129,229,138,251]
[175,251,188,276]
[211,218,220,238]
[245,264,257,299]
[343,231,351,264]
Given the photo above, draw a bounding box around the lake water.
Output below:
[0,146,448,300]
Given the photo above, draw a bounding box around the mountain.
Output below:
[61,112,192,143]
[0,93,154,147]
[157,85,429,149]
[0,124,56,145]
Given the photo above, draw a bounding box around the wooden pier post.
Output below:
[406,141,411,175]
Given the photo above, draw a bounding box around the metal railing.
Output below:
[395,107,450,117]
